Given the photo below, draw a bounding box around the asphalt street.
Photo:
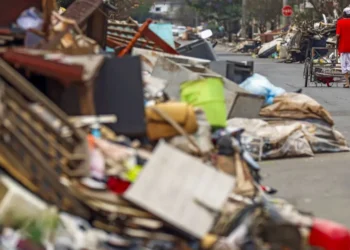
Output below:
[217,52,350,226]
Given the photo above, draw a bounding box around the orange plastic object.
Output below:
[87,134,95,149]
[309,218,350,250]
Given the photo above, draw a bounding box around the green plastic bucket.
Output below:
[181,77,226,127]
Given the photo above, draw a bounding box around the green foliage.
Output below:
[130,2,153,22]
[246,0,282,24]
[186,0,242,21]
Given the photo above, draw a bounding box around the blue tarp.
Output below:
[106,46,115,52]
[148,23,175,48]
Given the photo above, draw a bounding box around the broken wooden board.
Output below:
[63,0,103,26]
[124,141,235,239]
[41,0,106,49]
[132,47,210,73]
[0,59,90,219]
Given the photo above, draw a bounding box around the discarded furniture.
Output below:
[0,58,90,219]
[94,56,146,136]
[177,39,217,61]
[3,49,105,115]
[41,0,107,49]
[210,60,254,84]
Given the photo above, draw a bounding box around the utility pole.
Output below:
[241,0,247,38]
[282,0,288,26]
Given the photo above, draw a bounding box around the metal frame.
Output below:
[304,47,343,88]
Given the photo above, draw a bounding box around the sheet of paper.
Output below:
[124,141,235,238]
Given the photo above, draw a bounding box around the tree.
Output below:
[246,0,283,32]
[308,0,349,17]
[130,0,154,22]
[186,0,241,21]
[106,0,152,19]
[186,0,242,38]
[172,4,198,26]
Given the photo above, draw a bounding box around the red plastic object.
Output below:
[3,50,84,86]
[107,177,131,194]
[316,76,334,87]
[309,218,350,250]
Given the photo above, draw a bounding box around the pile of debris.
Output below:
[213,15,338,61]
[256,14,338,61]
[0,1,350,250]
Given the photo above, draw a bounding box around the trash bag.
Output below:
[260,93,334,126]
[282,119,349,153]
[16,7,43,30]
[240,74,286,105]
[16,7,44,48]
[227,118,314,160]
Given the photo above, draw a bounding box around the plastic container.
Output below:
[309,218,350,250]
[181,78,226,127]
[177,39,217,61]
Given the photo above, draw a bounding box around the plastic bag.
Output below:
[16,7,43,30]
[240,73,286,105]
[16,8,44,48]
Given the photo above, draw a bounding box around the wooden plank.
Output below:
[41,0,105,49]
[124,141,235,239]
[63,0,103,26]
[0,58,85,141]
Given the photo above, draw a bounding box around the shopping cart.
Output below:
[304,47,344,87]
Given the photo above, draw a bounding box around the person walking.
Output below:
[336,7,350,88]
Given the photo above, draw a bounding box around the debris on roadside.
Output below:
[0,1,349,250]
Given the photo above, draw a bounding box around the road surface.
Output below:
[217,51,350,226]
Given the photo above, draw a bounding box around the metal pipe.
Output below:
[241,0,247,38]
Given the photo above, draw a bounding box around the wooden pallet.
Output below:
[0,58,91,219]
